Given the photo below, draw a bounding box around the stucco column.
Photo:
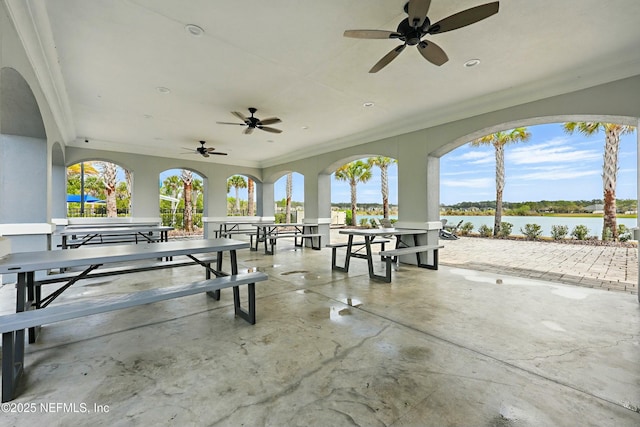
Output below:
[259,181,275,219]
[203,169,231,238]
[130,168,160,220]
[304,172,331,246]
[394,147,441,265]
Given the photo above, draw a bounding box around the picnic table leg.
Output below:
[332,235,354,272]
[368,237,392,283]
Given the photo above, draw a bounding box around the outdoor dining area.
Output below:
[0,227,638,425]
[1,0,640,425]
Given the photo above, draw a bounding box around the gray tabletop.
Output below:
[57,226,174,236]
[0,238,248,274]
[339,228,427,237]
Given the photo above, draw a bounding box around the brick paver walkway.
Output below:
[438,237,638,295]
[329,229,638,295]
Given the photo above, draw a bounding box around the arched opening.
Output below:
[159,168,205,238]
[66,161,131,218]
[440,121,637,239]
[274,172,304,223]
[226,174,258,216]
[329,155,398,227]
[0,67,49,261]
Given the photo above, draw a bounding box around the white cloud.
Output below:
[512,166,599,181]
[448,151,494,165]
[442,177,493,188]
[507,138,601,165]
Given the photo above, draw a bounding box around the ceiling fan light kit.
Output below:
[343,0,499,73]
[217,107,282,134]
[182,140,227,158]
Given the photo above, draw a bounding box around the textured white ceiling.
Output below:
[21,0,640,167]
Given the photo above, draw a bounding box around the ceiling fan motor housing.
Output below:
[397,17,431,45]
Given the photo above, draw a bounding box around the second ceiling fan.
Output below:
[343,0,499,73]
[217,107,282,134]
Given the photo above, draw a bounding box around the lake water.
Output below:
[358,215,638,238]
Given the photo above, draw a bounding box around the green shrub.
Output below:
[571,225,589,240]
[345,210,353,226]
[459,221,474,236]
[550,225,569,240]
[618,224,632,242]
[359,218,370,228]
[478,224,493,237]
[498,222,512,238]
[521,223,542,240]
[369,218,378,228]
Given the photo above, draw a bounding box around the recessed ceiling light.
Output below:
[143,114,153,119]
[464,59,481,68]
[301,126,309,130]
[267,139,274,143]
[363,102,375,107]
[156,86,171,94]
[185,24,204,37]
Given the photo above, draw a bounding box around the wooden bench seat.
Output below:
[1,271,268,402]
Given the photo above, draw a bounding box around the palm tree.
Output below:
[247,178,255,216]
[227,175,247,215]
[563,122,636,240]
[334,160,372,226]
[124,168,132,214]
[367,156,396,219]
[98,162,118,217]
[162,175,183,226]
[470,128,531,236]
[67,162,99,176]
[285,173,293,223]
[181,169,194,232]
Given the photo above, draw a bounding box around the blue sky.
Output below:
[159,122,637,205]
[440,123,637,205]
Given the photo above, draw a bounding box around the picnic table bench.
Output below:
[254,223,322,255]
[336,228,443,283]
[1,271,267,402]
[0,238,266,402]
[57,225,173,249]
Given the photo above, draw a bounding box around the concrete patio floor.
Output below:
[0,236,639,426]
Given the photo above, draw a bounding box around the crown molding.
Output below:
[5,0,76,143]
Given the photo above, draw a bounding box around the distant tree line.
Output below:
[441,199,637,215]
[332,202,398,210]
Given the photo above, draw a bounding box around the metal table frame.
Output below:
[336,228,429,282]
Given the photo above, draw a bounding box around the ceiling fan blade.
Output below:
[216,121,246,126]
[244,127,254,135]
[205,148,216,153]
[408,0,432,28]
[343,30,401,39]
[259,117,281,126]
[231,111,248,121]
[428,2,499,34]
[369,44,406,73]
[259,126,282,134]
[210,152,228,156]
[417,40,448,66]
[202,152,210,158]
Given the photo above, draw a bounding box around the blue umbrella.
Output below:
[66,194,104,203]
